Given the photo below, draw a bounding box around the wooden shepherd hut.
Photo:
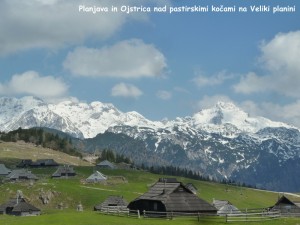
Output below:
[212,199,240,215]
[17,159,33,168]
[185,183,198,195]
[94,195,128,212]
[128,178,217,215]
[96,160,116,169]
[0,164,11,176]
[17,159,59,168]
[0,194,41,216]
[271,195,300,215]
[52,165,76,178]
[30,159,59,167]
[86,171,107,183]
[6,169,38,181]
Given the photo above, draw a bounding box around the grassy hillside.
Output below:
[0,141,91,166]
[0,142,300,224]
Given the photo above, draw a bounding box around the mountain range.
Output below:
[0,96,300,192]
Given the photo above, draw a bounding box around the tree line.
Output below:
[0,127,81,157]
[140,164,256,188]
[97,148,131,164]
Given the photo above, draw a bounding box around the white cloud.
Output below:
[233,72,268,94]
[193,70,234,87]
[0,0,165,55]
[111,83,143,98]
[234,31,300,98]
[0,71,68,100]
[156,90,172,100]
[260,31,300,74]
[196,95,234,110]
[63,39,167,78]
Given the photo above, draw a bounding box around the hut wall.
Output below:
[129,200,166,212]
[273,204,300,214]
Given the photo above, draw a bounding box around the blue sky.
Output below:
[1,0,300,127]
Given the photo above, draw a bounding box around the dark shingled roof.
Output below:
[128,178,217,213]
[52,165,76,178]
[17,159,33,168]
[30,159,59,167]
[0,198,40,214]
[273,195,300,208]
[6,169,38,180]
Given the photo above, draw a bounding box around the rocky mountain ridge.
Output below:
[1,96,300,191]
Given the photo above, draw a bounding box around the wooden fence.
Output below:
[98,208,216,220]
[225,209,281,222]
[97,207,287,223]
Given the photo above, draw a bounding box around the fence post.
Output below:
[225,214,228,223]
[143,210,146,218]
[137,210,140,219]
[246,208,248,221]
[198,212,200,222]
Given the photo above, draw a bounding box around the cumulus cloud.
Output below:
[0,0,165,55]
[260,31,300,74]
[156,90,172,100]
[233,72,268,94]
[63,39,167,78]
[111,83,143,98]
[0,71,68,99]
[234,31,300,98]
[196,95,234,110]
[193,70,234,87]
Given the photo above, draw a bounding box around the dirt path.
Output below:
[80,185,143,195]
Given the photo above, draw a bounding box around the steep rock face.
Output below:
[1,96,300,191]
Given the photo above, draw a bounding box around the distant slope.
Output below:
[0,141,91,166]
[1,96,300,192]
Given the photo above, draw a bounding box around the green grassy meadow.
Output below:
[1,158,300,224]
[0,143,300,225]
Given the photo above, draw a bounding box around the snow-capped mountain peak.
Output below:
[191,101,294,135]
[0,96,297,139]
[1,96,300,191]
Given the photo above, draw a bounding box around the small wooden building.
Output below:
[52,165,76,178]
[17,159,33,168]
[0,164,11,176]
[86,171,107,183]
[96,160,116,169]
[212,199,240,215]
[185,183,198,195]
[6,169,38,181]
[128,178,217,215]
[17,159,59,168]
[0,198,41,216]
[30,159,59,167]
[94,195,128,212]
[271,195,300,215]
